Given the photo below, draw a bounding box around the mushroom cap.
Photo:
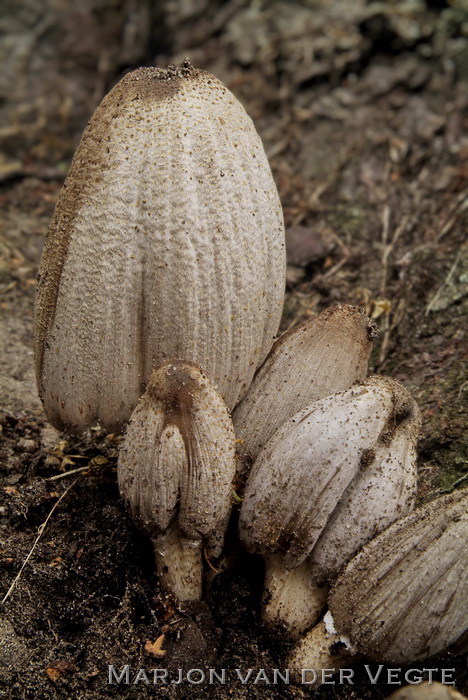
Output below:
[233,304,377,460]
[239,376,419,568]
[35,62,285,431]
[117,360,236,547]
[329,487,468,663]
[388,683,467,700]
[308,385,419,582]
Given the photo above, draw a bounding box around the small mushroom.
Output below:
[118,360,236,601]
[239,376,420,637]
[233,305,377,461]
[35,61,285,432]
[288,487,468,682]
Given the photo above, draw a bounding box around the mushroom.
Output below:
[34,61,285,432]
[239,375,420,637]
[388,683,467,700]
[118,360,236,601]
[288,487,468,682]
[233,304,378,461]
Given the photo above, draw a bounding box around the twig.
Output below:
[379,205,391,296]
[425,248,462,316]
[380,211,408,297]
[49,464,94,481]
[375,212,409,367]
[1,478,78,605]
[436,193,468,243]
[441,473,468,493]
[377,310,391,367]
[322,255,348,281]
[203,545,220,574]
[377,297,406,368]
[429,473,468,499]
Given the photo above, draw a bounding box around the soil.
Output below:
[0,1,467,699]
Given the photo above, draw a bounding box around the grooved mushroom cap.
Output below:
[34,62,285,432]
[239,375,419,568]
[329,487,468,664]
[117,360,236,546]
[233,304,377,460]
[308,384,420,582]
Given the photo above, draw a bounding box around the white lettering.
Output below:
[405,668,422,685]
[321,669,335,684]
[339,668,354,685]
[365,664,384,684]
[301,669,317,684]
[441,669,455,685]
[172,669,183,684]
[108,665,130,684]
[405,669,422,684]
[152,669,168,684]
[209,669,226,684]
[272,669,289,684]
[186,669,205,684]
[254,669,270,684]
[236,669,254,684]
[387,669,401,685]
[423,668,437,683]
[133,669,150,685]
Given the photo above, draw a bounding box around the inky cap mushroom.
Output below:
[233,305,377,460]
[288,487,468,682]
[239,375,420,636]
[118,360,236,601]
[35,61,285,432]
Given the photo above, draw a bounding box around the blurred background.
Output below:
[2,0,468,171]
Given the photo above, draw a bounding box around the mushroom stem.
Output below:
[118,361,237,602]
[262,554,328,639]
[289,615,357,686]
[153,523,203,602]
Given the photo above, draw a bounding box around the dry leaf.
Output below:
[46,660,77,681]
[3,486,19,496]
[144,635,166,658]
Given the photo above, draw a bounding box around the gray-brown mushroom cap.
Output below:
[117,360,236,543]
[329,487,468,664]
[233,304,377,460]
[35,62,285,432]
[239,375,419,568]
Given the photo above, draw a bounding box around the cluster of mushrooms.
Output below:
[34,61,467,685]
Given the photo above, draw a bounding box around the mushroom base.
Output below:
[153,524,203,602]
[262,554,329,639]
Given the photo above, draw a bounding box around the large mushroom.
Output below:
[34,61,285,433]
[118,360,237,601]
[239,375,420,636]
[288,487,468,682]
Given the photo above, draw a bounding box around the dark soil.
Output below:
[1,1,467,698]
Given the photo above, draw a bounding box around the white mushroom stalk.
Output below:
[239,376,420,637]
[288,487,468,683]
[233,304,377,461]
[118,360,237,601]
[35,61,285,432]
